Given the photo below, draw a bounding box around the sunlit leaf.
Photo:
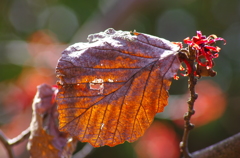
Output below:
[56,28,180,147]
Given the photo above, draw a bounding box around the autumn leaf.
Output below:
[56,28,180,147]
[27,84,77,158]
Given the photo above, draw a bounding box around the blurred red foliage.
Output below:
[134,121,180,158]
[0,29,64,157]
[170,80,226,127]
[3,68,55,110]
[27,30,64,69]
[2,30,64,111]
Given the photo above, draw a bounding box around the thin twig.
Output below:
[8,127,30,146]
[180,48,198,158]
[73,143,94,158]
[0,130,14,158]
[0,127,30,158]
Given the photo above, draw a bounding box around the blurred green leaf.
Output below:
[0,64,22,81]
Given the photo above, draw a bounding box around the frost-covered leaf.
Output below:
[56,28,180,147]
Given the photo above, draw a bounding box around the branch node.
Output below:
[188,123,195,130]
[190,109,195,115]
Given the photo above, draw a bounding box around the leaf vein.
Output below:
[130,64,154,140]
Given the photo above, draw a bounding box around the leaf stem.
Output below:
[0,127,30,158]
[73,143,94,158]
[180,47,198,158]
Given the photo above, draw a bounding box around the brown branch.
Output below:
[192,132,240,158]
[180,48,198,158]
[0,127,30,158]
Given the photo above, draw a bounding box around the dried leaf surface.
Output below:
[27,84,77,158]
[56,28,180,147]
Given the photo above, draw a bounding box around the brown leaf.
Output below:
[56,28,180,147]
[27,84,77,158]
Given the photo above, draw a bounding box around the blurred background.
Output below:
[0,0,240,157]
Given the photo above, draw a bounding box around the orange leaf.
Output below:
[27,84,77,157]
[56,28,180,147]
